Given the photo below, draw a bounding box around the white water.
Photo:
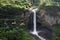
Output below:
[30,8,46,40]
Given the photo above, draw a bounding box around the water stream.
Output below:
[30,8,46,40]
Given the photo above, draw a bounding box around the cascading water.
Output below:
[29,7,46,40]
[31,8,37,35]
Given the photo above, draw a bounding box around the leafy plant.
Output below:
[0,0,32,10]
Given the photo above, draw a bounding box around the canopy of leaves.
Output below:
[0,0,32,10]
[40,0,60,6]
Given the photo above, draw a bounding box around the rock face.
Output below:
[26,6,60,40]
[38,9,60,26]
[27,11,54,40]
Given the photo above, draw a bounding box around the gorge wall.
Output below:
[25,6,60,40]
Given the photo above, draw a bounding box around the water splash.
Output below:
[29,7,46,40]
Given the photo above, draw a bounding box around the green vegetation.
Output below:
[0,0,32,10]
[0,0,33,40]
[0,26,33,40]
[0,0,60,40]
[52,24,60,40]
[39,0,60,6]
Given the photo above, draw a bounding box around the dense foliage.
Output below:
[52,24,60,40]
[0,25,33,40]
[0,0,33,40]
[0,0,32,10]
[0,5,34,40]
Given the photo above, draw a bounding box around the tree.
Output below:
[0,0,32,10]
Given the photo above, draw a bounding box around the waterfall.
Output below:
[29,7,46,40]
[32,8,37,34]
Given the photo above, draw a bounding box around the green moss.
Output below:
[52,24,60,40]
